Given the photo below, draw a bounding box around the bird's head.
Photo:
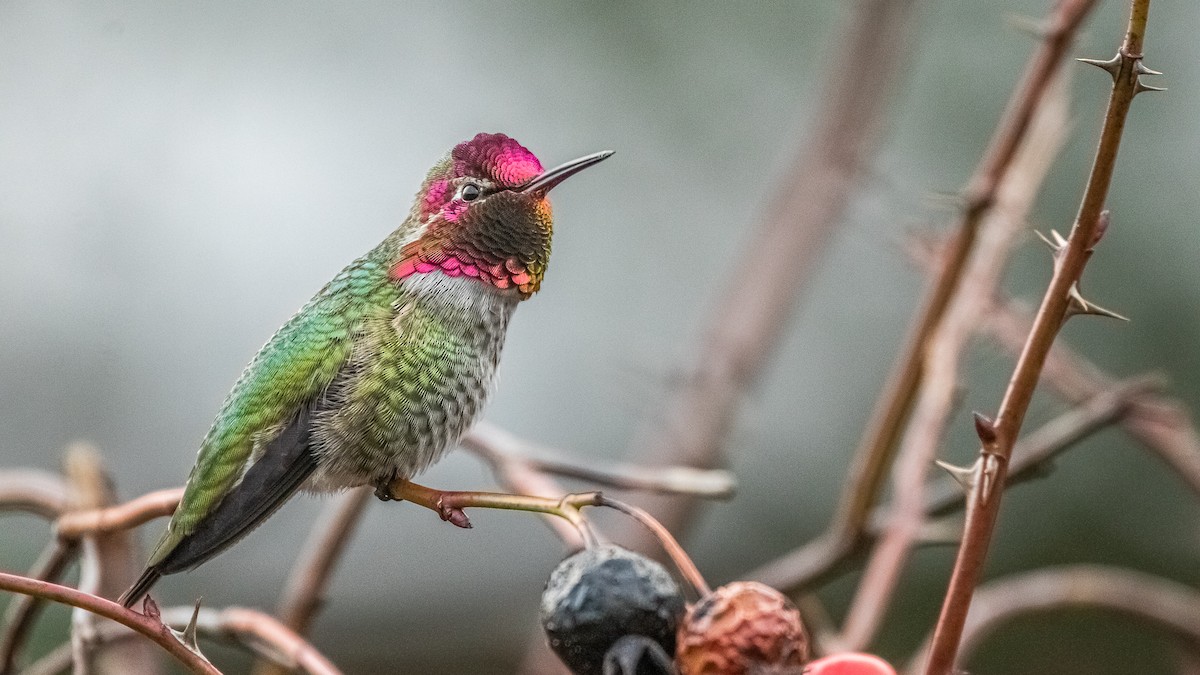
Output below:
[391,133,611,298]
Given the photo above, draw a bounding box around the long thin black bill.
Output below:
[520,150,614,196]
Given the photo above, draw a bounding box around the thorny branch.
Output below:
[828,0,1101,561]
[611,0,922,553]
[983,297,1200,498]
[0,541,77,674]
[924,1,1160,671]
[746,376,1157,592]
[21,606,343,675]
[252,487,372,675]
[0,572,219,675]
[63,445,159,675]
[839,64,1071,651]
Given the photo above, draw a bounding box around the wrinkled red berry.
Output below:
[676,581,808,675]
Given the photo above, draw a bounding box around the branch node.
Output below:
[1088,210,1111,250]
[979,454,1003,502]
[972,412,999,445]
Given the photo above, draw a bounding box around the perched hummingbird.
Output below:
[120,133,611,608]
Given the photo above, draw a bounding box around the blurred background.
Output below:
[1,1,1198,673]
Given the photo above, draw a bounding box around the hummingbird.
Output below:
[119,133,612,608]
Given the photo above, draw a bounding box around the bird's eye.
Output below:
[461,183,482,202]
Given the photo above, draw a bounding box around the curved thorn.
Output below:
[935,459,977,492]
[1066,284,1130,321]
[1135,80,1167,94]
[1076,54,1121,79]
[1136,61,1163,76]
[181,598,202,653]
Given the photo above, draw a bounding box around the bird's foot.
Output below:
[373,481,394,502]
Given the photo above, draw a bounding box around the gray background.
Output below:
[2,1,1198,673]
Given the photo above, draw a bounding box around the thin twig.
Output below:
[254,487,372,675]
[984,298,1200,498]
[216,608,343,675]
[612,0,922,549]
[55,488,182,540]
[746,376,1157,591]
[0,540,78,674]
[0,572,219,675]
[0,469,70,518]
[23,605,344,675]
[909,566,1200,673]
[63,444,159,675]
[598,497,710,597]
[385,477,603,548]
[914,375,1162,521]
[462,422,736,498]
[924,3,1157,671]
[828,0,1100,554]
[839,66,1071,651]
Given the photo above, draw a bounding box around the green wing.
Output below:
[147,264,379,566]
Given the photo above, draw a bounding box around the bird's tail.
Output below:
[119,568,161,609]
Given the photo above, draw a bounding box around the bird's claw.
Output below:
[436,498,472,529]
[373,479,395,502]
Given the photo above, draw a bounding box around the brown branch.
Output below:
[828,0,1101,553]
[55,488,182,540]
[984,298,1200,498]
[0,469,70,518]
[462,422,736,499]
[909,566,1200,673]
[0,572,219,674]
[838,68,1071,651]
[746,376,1157,592]
[613,0,922,547]
[0,540,78,674]
[924,2,1157,671]
[915,375,1161,521]
[598,497,710,597]
[63,444,159,675]
[24,606,344,675]
[253,487,372,675]
[215,607,343,675]
[460,447,590,550]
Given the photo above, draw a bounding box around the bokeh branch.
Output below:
[614,0,922,549]
[253,488,372,675]
[839,63,1071,651]
[909,566,1200,673]
[828,0,1100,556]
[747,376,1156,592]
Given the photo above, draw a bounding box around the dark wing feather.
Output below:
[119,406,317,607]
